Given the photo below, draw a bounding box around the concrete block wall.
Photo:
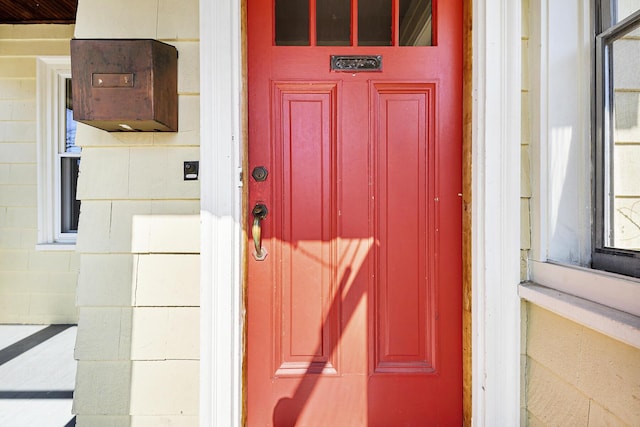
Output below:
[525,304,640,425]
[0,24,79,324]
[71,0,200,425]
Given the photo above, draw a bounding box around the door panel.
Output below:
[272,83,339,376]
[371,83,436,374]
[248,0,462,424]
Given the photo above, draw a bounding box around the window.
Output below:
[274,0,432,46]
[36,57,80,248]
[593,2,640,277]
[524,0,640,347]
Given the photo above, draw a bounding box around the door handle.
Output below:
[252,203,268,261]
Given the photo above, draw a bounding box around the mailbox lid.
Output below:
[70,39,178,132]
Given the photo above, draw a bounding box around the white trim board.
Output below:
[530,261,640,318]
[471,0,522,425]
[199,0,244,426]
[519,282,640,349]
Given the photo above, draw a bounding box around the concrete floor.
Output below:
[0,325,77,427]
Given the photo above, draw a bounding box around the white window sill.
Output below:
[521,261,640,349]
[529,261,640,316]
[35,243,77,251]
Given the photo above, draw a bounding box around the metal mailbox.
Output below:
[70,39,178,132]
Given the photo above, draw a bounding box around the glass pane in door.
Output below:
[399,0,433,46]
[359,0,392,46]
[317,0,351,45]
[276,0,310,45]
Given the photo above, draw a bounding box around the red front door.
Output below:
[247,1,462,424]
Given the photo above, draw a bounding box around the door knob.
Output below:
[252,203,268,261]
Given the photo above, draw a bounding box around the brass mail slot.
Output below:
[92,73,134,88]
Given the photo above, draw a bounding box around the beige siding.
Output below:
[71,0,200,425]
[128,217,199,423]
[0,24,78,324]
[525,304,640,425]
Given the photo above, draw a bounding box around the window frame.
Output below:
[592,4,640,277]
[36,56,80,249]
[523,0,640,349]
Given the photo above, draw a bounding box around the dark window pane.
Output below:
[317,0,351,46]
[66,108,78,152]
[400,0,433,46]
[61,157,80,233]
[358,0,392,46]
[276,0,310,45]
[65,79,79,154]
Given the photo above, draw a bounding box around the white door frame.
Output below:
[198,0,244,425]
[198,0,522,425]
[471,0,522,424]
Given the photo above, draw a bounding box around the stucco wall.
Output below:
[525,304,640,425]
[71,0,200,425]
[0,24,79,324]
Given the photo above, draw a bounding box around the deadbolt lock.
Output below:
[252,166,268,182]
